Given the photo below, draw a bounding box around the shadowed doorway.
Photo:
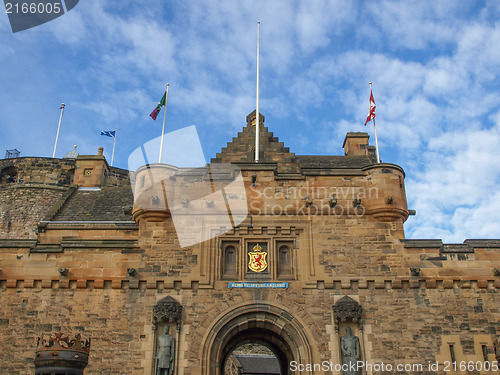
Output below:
[224,343,279,375]
[201,304,314,375]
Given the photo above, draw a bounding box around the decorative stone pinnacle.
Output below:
[246,110,265,125]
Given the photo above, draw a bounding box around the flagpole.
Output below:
[255,21,260,163]
[369,82,381,163]
[52,103,65,158]
[111,127,117,167]
[158,83,170,163]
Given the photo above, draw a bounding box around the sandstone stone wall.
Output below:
[106,166,133,187]
[0,271,497,374]
[1,203,498,374]
[0,185,71,239]
[0,132,497,375]
[0,156,131,241]
[0,157,75,186]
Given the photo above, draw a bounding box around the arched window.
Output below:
[278,244,292,277]
[223,244,237,278]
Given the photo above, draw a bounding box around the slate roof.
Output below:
[233,354,280,375]
[49,114,376,223]
[211,111,377,171]
[53,186,134,221]
[296,155,375,169]
[62,147,79,159]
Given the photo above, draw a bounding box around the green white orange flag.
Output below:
[150,91,166,120]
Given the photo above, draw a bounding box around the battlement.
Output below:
[0,112,497,375]
[0,153,130,188]
[0,157,76,186]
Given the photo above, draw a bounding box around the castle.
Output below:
[0,111,498,374]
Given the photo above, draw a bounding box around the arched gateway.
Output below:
[200,303,315,375]
[1,112,496,374]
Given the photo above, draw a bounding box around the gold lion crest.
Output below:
[248,244,268,272]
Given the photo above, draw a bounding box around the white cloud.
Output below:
[405,121,500,241]
[47,4,86,44]
[80,89,151,123]
[295,0,355,53]
[174,85,253,129]
[289,77,324,109]
[450,190,500,239]
[2,0,500,243]
[457,23,500,82]
[364,0,461,50]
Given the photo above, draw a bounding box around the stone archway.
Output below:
[221,326,289,374]
[200,303,315,375]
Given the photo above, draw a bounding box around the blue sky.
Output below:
[1,0,500,242]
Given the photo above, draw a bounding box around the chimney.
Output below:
[73,147,109,187]
[343,132,370,157]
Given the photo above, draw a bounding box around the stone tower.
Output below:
[0,112,498,374]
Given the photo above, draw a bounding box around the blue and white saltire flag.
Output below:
[100,130,116,138]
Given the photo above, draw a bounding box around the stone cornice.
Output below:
[60,238,139,249]
[361,162,406,177]
[0,239,37,248]
[0,183,70,190]
[402,239,500,252]
[38,221,138,230]
[0,278,497,290]
[28,238,139,253]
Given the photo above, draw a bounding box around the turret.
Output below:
[131,163,179,223]
[362,163,409,222]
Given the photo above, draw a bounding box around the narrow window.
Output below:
[280,246,289,265]
[449,344,456,363]
[278,245,292,276]
[224,245,237,276]
[481,345,488,362]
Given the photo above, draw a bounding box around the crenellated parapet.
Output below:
[128,112,412,233]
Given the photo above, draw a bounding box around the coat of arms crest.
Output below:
[248,244,268,272]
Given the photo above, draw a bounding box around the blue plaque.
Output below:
[228,282,289,289]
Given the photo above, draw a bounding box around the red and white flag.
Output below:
[364,90,376,125]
